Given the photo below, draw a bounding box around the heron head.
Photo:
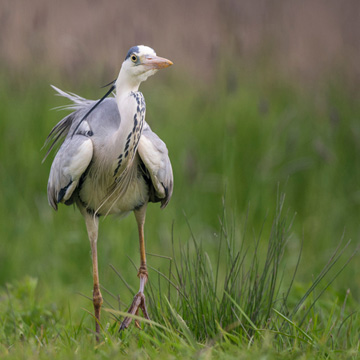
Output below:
[120,45,173,85]
[69,46,172,138]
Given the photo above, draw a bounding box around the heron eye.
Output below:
[131,54,137,63]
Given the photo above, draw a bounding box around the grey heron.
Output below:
[43,45,173,337]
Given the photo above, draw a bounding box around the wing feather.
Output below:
[47,135,93,210]
[137,123,173,208]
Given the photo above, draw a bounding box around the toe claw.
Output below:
[135,320,141,329]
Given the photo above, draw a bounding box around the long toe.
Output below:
[119,292,150,332]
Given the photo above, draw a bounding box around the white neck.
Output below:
[115,63,158,103]
[115,66,141,102]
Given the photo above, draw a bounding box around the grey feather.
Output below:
[139,122,173,208]
[47,134,93,210]
[44,86,173,214]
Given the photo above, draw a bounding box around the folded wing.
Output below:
[47,134,93,210]
[137,122,173,209]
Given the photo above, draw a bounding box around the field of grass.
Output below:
[0,65,359,359]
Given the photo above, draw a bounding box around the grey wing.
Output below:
[47,134,93,210]
[43,86,118,163]
[42,112,75,162]
[137,122,173,209]
[44,87,119,210]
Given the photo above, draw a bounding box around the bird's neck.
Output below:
[113,68,144,150]
[115,68,141,103]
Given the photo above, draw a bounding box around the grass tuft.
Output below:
[104,192,358,357]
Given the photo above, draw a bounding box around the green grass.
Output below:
[0,65,359,358]
[0,207,358,359]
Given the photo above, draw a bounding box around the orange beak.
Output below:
[143,55,173,69]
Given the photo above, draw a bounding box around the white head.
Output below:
[69,46,173,137]
[116,45,173,95]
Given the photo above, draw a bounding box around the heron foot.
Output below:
[119,291,150,331]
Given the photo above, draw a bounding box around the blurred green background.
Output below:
[0,0,359,314]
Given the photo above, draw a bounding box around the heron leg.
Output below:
[119,204,150,331]
[84,213,103,340]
